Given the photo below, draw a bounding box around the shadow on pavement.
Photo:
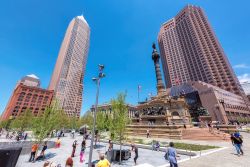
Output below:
[35,152,57,162]
[94,144,106,149]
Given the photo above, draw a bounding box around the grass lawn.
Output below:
[172,142,219,151]
[130,138,219,151]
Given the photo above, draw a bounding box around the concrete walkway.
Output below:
[178,132,250,167]
[128,132,250,167]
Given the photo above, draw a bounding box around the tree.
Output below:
[10,109,33,131]
[31,101,66,143]
[81,111,94,130]
[68,115,82,130]
[96,111,107,133]
[0,119,12,130]
[110,93,131,164]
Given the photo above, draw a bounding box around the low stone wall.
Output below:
[126,125,183,139]
[215,125,237,134]
[100,139,196,156]
[0,141,55,155]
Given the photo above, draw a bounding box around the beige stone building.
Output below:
[90,103,137,119]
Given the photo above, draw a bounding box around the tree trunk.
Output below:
[119,133,122,164]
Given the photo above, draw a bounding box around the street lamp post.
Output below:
[88,64,105,167]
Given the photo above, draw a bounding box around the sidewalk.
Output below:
[179,132,250,167]
[128,132,250,167]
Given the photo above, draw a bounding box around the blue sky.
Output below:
[0,0,250,115]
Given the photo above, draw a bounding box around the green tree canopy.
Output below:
[10,109,33,131]
[81,111,93,129]
[31,101,67,143]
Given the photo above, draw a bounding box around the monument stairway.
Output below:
[182,127,231,141]
[125,124,182,139]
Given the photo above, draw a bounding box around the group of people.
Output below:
[29,133,179,167]
[29,141,48,162]
[4,130,28,141]
[70,139,86,163]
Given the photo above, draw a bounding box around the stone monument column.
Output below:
[152,43,165,95]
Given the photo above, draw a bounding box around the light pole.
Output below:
[88,64,105,167]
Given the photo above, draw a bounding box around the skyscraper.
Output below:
[48,16,90,117]
[158,5,246,100]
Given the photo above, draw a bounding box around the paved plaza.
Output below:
[14,134,189,167]
[0,132,249,167]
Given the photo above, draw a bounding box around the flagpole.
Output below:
[138,85,140,103]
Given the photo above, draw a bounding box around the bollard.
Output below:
[199,144,201,156]
[189,145,191,159]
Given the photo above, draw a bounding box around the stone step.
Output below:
[181,128,230,140]
[125,132,182,139]
[126,128,181,133]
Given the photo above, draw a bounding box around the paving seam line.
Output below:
[156,147,228,167]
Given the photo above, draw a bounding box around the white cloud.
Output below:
[239,74,250,95]
[238,73,250,83]
[233,64,250,69]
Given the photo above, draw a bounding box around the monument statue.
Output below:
[130,42,191,125]
[152,43,165,95]
[127,43,192,139]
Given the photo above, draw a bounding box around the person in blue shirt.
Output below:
[167,142,178,167]
[154,141,160,151]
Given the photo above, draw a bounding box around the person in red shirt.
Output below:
[65,157,73,167]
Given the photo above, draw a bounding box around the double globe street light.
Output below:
[88,64,105,167]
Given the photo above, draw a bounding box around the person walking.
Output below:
[231,133,243,156]
[106,140,113,163]
[97,154,110,167]
[40,141,48,159]
[80,140,86,163]
[24,133,28,140]
[166,142,178,167]
[146,129,150,138]
[71,140,77,157]
[208,121,212,132]
[108,140,113,151]
[131,144,138,166]
[29,143,39,162]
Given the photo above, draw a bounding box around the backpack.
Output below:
[164,149,169,160]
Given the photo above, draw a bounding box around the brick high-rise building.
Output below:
[158,5,247,101]
[48,16,90,117]
[1,74,53,120]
